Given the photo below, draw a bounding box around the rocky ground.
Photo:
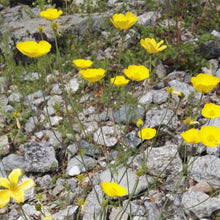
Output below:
[0,1,220,220]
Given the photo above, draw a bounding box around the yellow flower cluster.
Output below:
[101,182,127,197]
[73,59,93,69]
[202,103,220,118]
[0,169,35,208]
[124,65,149,81]
[110,76,130,87]
[181,126,220,147]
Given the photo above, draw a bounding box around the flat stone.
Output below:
[65,78,79,94]
[124,130,141,148]
[144,108,178,129]
[144,201,160,220]
[138,92,153,107]
[151,89,169,104]
[187,155,220,187]
[8,92,22,102]
[182,191,220,218]
[35,174,52,189]
[137,11,156,26]
[80,139,99,158]
[111,105,145,124]
[99,166,154,196]
[93,125,124,147]
[189,181,212,193]
[52,205,78,220]
[109,207,128,220]
[1,153,25,171]
[168,80,201,101]
[82,185,103,220]
[123,200,146,216]
[131,145,182,177]
[0,135,10,155]
[66,155,96,176]
[25,116,37,133]
[24,141,58,173]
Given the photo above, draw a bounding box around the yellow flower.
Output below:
[180,128,200,144]
[79,68,106,82]
[199,126,220,147]
[16,41,51,58]
[73,59,93,69]
[201,103,220,119]
[191,73,220,93]
[138,128,156,140]
[166,87,182,96]
[124,65,149,81]
[136,119,144,128]
[110,12,138,30]
[101,182,127,197]
[183,117,199,125]
[40,8,63,21]
[140,38,167,54]
[43,217,52,220]
[0,169,35,208]
[110,76,130,87]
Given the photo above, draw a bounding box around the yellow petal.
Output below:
[10,189,25,203]
[8,169,22,186]
[0,178,10,188]
[18,178,36,191]
[0,189,10,208]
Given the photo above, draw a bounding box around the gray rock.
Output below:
[0,77,7,93]
[35,174,52,189]
[187,155,220,187]
[45,116,63,128]
[156,61,166,79]
[144,108,178,129]
[8,92,22,102]
[24,90,43,105]
[131,145,182,177]
[182,191,220,219]
[209,117,220,128]
[82,121,98,136]
[1,153,25,171]
[138,92,153,107]
[0,135,10,155]
[133,217,148,220]
[52,205,78,220]
[124,130,141,148]
[18,204,50,220]
[24,142,58,173]
[166,71,186,81]
[111,105,145,124]
[123,200,146,216]
[66,155,96,176]
[67,143,78,159]
[93,125,124,147]
[23,72,40,81]
[137,11,156,26]
[51,83,62,95]
[65,78,79,94]
[35,130,62,147]
[25,116,37,133]
[168,80,201,100]
[206,145,220,157]
[211,30,220,39]
[158,194,187,220]
[144,201,160,220]
[44,95,64,116]
[109,207,128,220]
[80,139,99,158]
[99,166,154,196]
[82,185,104,220]
[216,68,220,78]
[151,89,169,104]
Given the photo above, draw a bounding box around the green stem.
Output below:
[192,93,203,120]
